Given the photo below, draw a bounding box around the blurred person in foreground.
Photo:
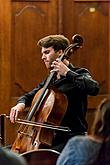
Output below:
[0,147,27,165]
[57,97,110,165]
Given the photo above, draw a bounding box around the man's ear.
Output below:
[58,49,63,56]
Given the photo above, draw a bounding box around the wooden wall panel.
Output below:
[75,0,110,1]
[0,0,110,145]
[0,0,12,145]
[11,0,58,98]
[74,2,109,94]
[9,0,59,144]
[63,1,110,95]
[62,0,110,132]
[0,0,59,145]
[109,6,110,92]
[0,0,11,113]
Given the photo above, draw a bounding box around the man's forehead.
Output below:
[41,46,53,52]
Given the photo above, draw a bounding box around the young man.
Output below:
[10,35,99,152]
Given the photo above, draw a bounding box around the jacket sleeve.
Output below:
[66,67,100,96]
[17,80,45,107]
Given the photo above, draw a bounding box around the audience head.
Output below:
[91,97,110,138]
[0,147,27,165]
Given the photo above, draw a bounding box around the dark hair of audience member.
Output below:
[0,147,27,165]
[91,98,110,165]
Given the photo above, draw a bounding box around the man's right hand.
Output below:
[10,103,25,123]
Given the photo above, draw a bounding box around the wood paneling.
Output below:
[0,0,59,145]
[10,0,58,144]
[75,0,110,1]
[0,0,11,113]
[0,0,12,145]
[12,0,49,2]
[63,1,110,95]
[11,0,58,97]
[61,0,110,133]
[0,0,110,145]
[75,2,109,94]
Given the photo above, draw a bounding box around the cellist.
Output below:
[10,34,99,152]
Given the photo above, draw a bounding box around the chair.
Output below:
[21,149,60,165]
[0,114,6,146]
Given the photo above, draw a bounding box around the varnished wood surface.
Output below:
[0,0,110,145]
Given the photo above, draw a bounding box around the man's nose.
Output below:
[41,54,46,59]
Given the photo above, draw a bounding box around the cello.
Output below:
[11,34,83,154]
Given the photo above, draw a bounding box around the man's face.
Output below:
[41,47,61,69]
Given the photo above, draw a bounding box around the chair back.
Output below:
[0,114,6,146]
[21,149,60,165]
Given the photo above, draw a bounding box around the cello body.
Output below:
[11,88,68,153]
